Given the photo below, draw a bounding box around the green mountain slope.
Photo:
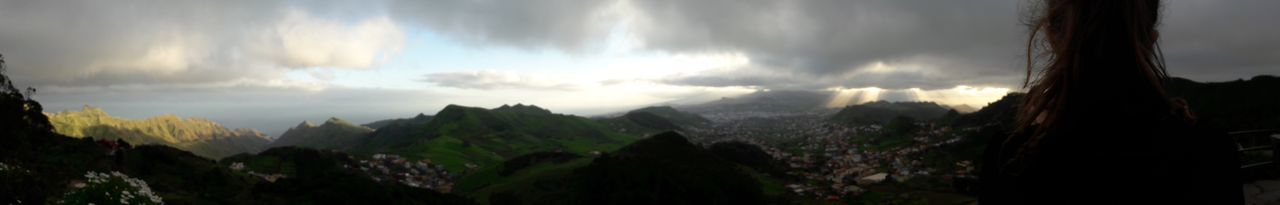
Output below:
[269,117,374,150]
[356,113,436,152]
[45,106,269,159]
[352,104,640,172]
[628,106,710,127]
[364,113,434,129]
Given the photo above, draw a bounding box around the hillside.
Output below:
[269,117,374,150]
[351,104,640,172]
[629,106,711,126]
[951,93,1025,128]
[829,101,955,124]
[473,132,774,205]
[596,106,709,134]
[356,113,437,151]
[45,106,270,159]
[365,113,434,129]
[944,76,1280,131]
[1167,75,1280,130]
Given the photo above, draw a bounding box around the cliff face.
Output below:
[45,106,269,159]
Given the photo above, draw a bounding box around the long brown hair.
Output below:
[1007,0,1180,171]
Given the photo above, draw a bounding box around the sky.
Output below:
[1,0,1277,136]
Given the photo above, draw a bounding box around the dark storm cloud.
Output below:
[1159,1,1280,81]
[641,0,1280,89]
[3,0,1277,91]
[633,0,1027,89]
[0,0,403,88]
[389,0,617,50]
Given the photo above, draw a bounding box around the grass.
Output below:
[399,136,503,173]
[458,158,594,204]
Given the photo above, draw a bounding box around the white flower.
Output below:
[67,171,164,204]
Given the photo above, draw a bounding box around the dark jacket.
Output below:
[979,114,1242,204]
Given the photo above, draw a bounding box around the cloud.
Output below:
[3,0,1278,92]
[421,70,581,91]
[390,0,1280,90]
[389,0,618,50]
[628,0,1027,89]
[661,55,1018,90]
[0,0,405,88]
[1158,0,1280,81]
[262,10,404,69]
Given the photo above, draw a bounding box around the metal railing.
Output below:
[1233,129,1280,170]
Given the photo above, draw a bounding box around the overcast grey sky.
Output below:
[1,0,1277,136]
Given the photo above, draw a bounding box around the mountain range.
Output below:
[0,63,473,204]
[45,106,270,159]
[6,47,1279,205]
[38,102,707,174]
[269,117,374,150]
[349,104,646,171]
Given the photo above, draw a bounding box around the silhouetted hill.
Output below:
[622,112,682,131]
[493,103,554,115]
[45,106,269,159]
[595,106,708,135]
[1167,76,1280,130]
[945,76,1280,131]
[829,101,954,124]
[708,141,787,177]
[269,117,374,150]
[485,132,767,205]
[951,93,1025,128]
[629,106,711,125]
[364,113,434,129]
[357,113,436,151]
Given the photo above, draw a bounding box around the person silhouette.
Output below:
[978,0,1242,204]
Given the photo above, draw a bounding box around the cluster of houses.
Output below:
[227,162,287,183]
[358,154,456,193]
[698,115,978,201]
[226,153,458,193]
